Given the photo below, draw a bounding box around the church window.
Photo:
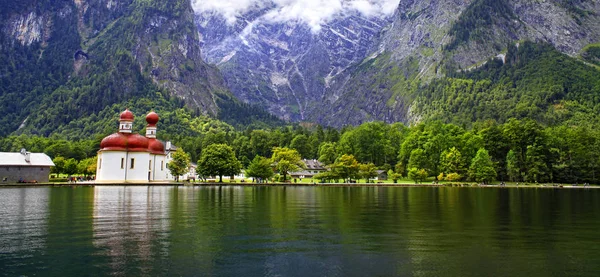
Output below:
[130,158,135,169]
[161,161,164,171]
[149,160,152,170]
[121,158,124,169]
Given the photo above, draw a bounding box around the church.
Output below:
[95,109,174,183]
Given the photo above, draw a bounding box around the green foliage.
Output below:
[359,163,378,183]
[408,149,430,173]
[506,150,520,182]
[408,168,428,184]
[581,43,600,66]
[290,134,311,159]
[445,173,462,182]
[271,147,304,181]
[245,155,274,182]
[51,157,66,175]
[387,169,401,183]
[318,142,337,165]
[198,144,241,182]
[446,0,514,51]
[77,157,97,176]
[469,148,496,183]
[168,148,191,181]
[417,42,600,127]
[440,147,466,175]
[332,154,360,182]
[63,158,79,176]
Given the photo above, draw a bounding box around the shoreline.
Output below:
[0,182,597,189]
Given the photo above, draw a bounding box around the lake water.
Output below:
[1,186,599,276]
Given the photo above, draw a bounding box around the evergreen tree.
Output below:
[469,148,497,184]
[246,155,274,183]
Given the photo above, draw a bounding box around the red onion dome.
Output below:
[148,138,165,154]
[100,133,128,151]
[127,134,150,152]
[146,111,159,126]
[120,109,134,121]
[100,133,149,152]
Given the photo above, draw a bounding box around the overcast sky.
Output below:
[192,0,400,32]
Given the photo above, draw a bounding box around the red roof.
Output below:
[100,133,149,152]
[146,111,159,126]
[120,109,134,121]
[148,138,165,154]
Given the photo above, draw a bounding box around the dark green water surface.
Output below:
[1,186,599,276]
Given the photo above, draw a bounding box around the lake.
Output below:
[1,186,599,276]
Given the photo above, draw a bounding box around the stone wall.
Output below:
[0,166,51,183]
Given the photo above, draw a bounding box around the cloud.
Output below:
[192,0,399,32]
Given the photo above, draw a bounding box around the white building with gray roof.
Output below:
[0,149,55,183]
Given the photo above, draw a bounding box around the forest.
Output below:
[2,117,599,184]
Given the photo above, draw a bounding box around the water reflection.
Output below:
[0,186,599,276]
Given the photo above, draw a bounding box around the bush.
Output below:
[446,173,462,182]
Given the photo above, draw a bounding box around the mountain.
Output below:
[196,4,391,122]
[0,0,281,138]
[315,0,600,126]
[197,0,600,127]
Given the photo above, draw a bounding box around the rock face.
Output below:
[197,0,600,127]
[0,0,229,136]
[196,5,391,121]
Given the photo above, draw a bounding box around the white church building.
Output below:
[96,109,175,183]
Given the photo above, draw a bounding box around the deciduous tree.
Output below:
[198,144,241,182]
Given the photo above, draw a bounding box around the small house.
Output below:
[290,159,327,179]
[0,149,54,183]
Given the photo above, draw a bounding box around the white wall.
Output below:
[150,154,171,182]
[97,151,152,183]
[125,152,151,182]
[96,151,126,182]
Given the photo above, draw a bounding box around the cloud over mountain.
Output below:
[192,0,399,32]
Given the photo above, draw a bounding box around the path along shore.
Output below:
[0,181,597,189]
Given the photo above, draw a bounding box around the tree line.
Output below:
[2,117,599,184]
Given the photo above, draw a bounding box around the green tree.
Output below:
[387,169,401,183]
[168,148,191,182]
[408,168,428,184]
[408,148,430,174]
[290,134,311,159]
[506,150,520,182]
[198,144,241,182]
[270,147,304,182]
[318,142,337,165]
[64,158,79,176]
[469,148,497,184]
[245,155,274,182]
[51,156,66,175]
[525,143,550,182]
[359,163,378,183]
[440,147,466,176]
[77,157,97,176]
[332,154,360,182]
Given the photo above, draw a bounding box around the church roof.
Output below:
[0,152,55,166]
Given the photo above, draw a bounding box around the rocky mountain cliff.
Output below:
[315,0,600,126]
[196,4,391,121]
[0,0,230,137]
[197,0,600,127]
